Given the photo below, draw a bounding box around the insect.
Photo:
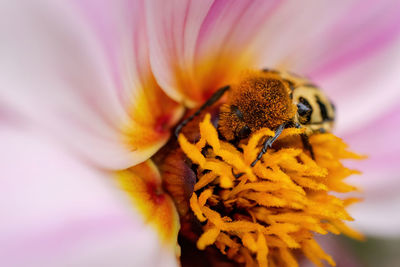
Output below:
[175,69,335,166]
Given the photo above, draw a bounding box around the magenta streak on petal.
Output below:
[180,1,190,57]
[0,103,25,126]
[217,3,251,49]
[196,0,228,44]
[342,102,400,143]
[0,214,136,264]
[195,0,282,57]
[309,1,400,79]
[342,104,400,182]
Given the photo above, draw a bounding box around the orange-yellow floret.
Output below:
[179,113,364,267]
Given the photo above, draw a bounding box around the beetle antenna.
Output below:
[174,85,230,137]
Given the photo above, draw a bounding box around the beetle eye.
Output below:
[297,102,310,116]
[237,125,251,139]
[297,97,313,124]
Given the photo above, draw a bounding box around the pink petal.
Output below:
[317,38,400,135]
[146,0,281,106]
[0,0,183,170]
[341,105,400,236]
[255,0,400,75]
[348,189,400,237]
[306,0,400,78]
[248,0,400,135]
[145,0,214,105]
[0,125,178,267]
[343,105,400,186]
[253,1,364,68]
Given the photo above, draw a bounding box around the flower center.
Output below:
[175,114,364,267]
[154,69,364,266]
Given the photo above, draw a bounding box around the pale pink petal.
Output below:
[247,0,400,134]
[343,105,400,186]
[341,105,400,236]
[254,0,364,68]
[313,36,400,136]
[146,0,281,106]
[348,189,400,237]
[250,0,400,134]
[255,0,400,75]
[304,0,400,78]
[0,0,183,170]
[0,125,178,267]
[145,0,214,105]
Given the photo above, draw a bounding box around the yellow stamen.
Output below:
[179,113,363,267]
[197,227,221,250]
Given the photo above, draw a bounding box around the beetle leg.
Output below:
[250,123,286,167]
[231,168,245,179]
[301,133,315,159]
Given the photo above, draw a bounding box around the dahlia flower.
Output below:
[1,0,400,266]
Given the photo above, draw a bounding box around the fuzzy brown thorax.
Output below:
[218,72,296,141]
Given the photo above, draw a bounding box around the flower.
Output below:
[1,0,400,266]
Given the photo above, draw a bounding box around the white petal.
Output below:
[348,187,400,237]
[0,0,182,170]
[0,124,178,267]
[145,0,214,105]
[146,0,281,106]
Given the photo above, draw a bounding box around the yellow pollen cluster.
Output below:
[178,114,364,267]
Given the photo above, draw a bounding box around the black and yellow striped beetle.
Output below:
[175,68,336,166]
